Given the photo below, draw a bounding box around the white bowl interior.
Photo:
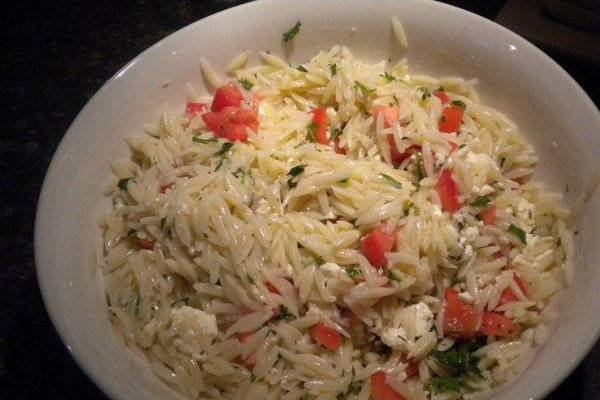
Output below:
[35,1,600,399]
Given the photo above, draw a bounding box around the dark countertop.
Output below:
[0,1,598,398]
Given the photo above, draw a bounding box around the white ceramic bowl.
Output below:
[35,0,600,399]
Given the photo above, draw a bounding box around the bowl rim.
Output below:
[34,0,600,399]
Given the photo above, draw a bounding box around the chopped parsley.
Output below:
[117,178,131,191]
[459,144,467,149]
[388,271,401,282]
[329,127,342,141]
[296,65,308,73]
[127,228,136,237]
[345,380,363,395]
[345,266,362,279]
[402,200,413,216]
[470,196,490,208]
[338,177,350,184]
[134,296,141,315]
[287,164,306,188]
[170,297,190,307]
[508,223,527,244]
[428,376,463,393]
[215,142,234,156]
[381,173,402,189]
[314,256,325,266]
[192,135,218,144]
[414,154,425,182]
[329,63,337,76]
[278,305,294,320]
[419,86,431,101]
[354,81,375,97]
[380,71,396,82]
[214,159,224,172]
[306,122,319,143]
[283,21,301,42]
[499,157,506,168]
[451,100,467,110]
[238,78,254,90]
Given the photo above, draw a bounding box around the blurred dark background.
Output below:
[0,0,598,398]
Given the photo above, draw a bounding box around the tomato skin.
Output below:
[444,289,480,340]
[479,204,497,225]
[434,91,449,104]
[405,360,419,378]
[137,238,154,250]
[480,312,522,339]
[186,102,207,118]
[436,169,460,213]
[372,106,401,128]
[360,223,397,268]
[498,273,529,307]
[211,84,244,112]
[201,106,258,142]
[439,105,463,133]
[310,323,342,351]
[370,371,408,400]
[334,139,347,154]
[388,136,420,168]
[159,183,174,194]
[265,281,280,295]
[312,108,330,144]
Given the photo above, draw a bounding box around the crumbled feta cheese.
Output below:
[320,262,344,277]
[525,233,539,246]
[431,204,443,217]
[408,302,434,336]
[381,327,408,350]
[171,306,218,337]
[458,291,475,304]
[461,244,474,262]
[479,184,495,196]
[463,226,479,242]
[516,199,536,232]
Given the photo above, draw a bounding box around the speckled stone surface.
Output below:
[0,1,598,398]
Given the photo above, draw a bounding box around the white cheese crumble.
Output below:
[516,198,536,232]
[171,306,218,337]
[380,302,434,351]
[479,184,495,196]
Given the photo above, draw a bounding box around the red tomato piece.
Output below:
[405,360,419,378]
[220,122,250,142]
[251,94,263,111]
[479,204,497,225]
[202,106,258,142]
[370,371,408,400]
[388,136,421,168]
[137,238,154,250]
[159,183,174,194]
[312,108,330,144]
[449,142,458,153]
[310,323,342,351]
[265,281,280,295]
[434,91,449,104]
[201,112,224,133]
[436,169,460,213]
[439,105,463,134]
[211,84,244,112]
[372,106,401,128]
[480,312,522,339]
[497,273,529,307]
[359,223,397,268]
[444,289,480,340]
[185,102,207,118]
[334,139,347,154]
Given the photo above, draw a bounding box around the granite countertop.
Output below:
[1,0,598,398]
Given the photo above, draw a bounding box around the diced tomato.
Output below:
[388,136,420,168]
[137,238,155,250]
[439,105,463,134]
[265,281,280,295]
[372,106,401,128]
[202,106,258,142]
[159,183,174,194]
[310,323,342,351]
[201,111,223,133]
[498,273,529,307]
[480,312,522,339]
[221,106,259,131]
[334,139,347,154]
[185,102,207,119]
[405,360,419,378]
[370,371,408,400]
[251,94,263,110]
[211,84,244,112]
[444,288,480,340]
[312,108,330,145]
[479,204,497,225]
[434,91,449,104]
[449,142,458,153]
[360,223,397,268]
[436,169,460,213]
[237,331,254,344]
[220,122,250,142]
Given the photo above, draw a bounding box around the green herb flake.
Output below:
[117,178,132,191]
[415,154,425,182]
[499,157,506,168]
[134,297,141,316]
[329,127,342,141]
[278,305,294,321]
[508,223,527,244]
[338,177,350,184]
[402,200,413,216]
[314,256,325,266]
[215,141,234,156]
[238,78,254,91]
[214,159,224,172]
[459,144,466,149]
[354,81,375,97]
[451,100,467,110]
[428,376,463,393]
[470,196,490,208]
[127,229,136,237]
[306,122,318,143]
[388,271,401,282]
[345,267,362,279]
[452,275,466,285]
[380,71,396,82]
[192,136,218,144]
[420,86,431,101]
[329,63,337,76]
[283,21,301,42]
[381,173,402,189]
[288,164,307,177]
[345,380,363,395]
[296,65,308,73]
